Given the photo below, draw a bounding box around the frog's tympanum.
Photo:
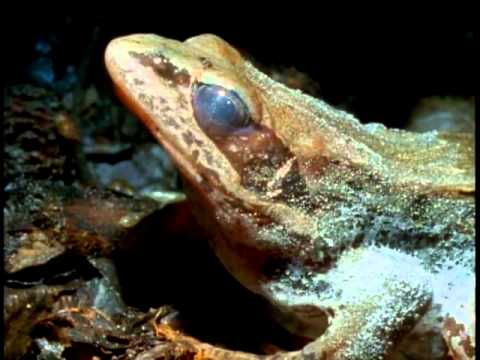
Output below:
[105,34,475,359]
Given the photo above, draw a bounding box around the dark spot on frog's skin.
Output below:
[133,78,144,85]
[138,93,155,111]
[155,100,172,112]
[176,94,189,110]
[129,51,191,87]
[160,103,172,113]
[191,150,199,162]
[314,280,330,293]
[199,56,213,69]
[182,131,195,147]
[164,116,180,129]
[204,151,214,166]
[177,116,189,124]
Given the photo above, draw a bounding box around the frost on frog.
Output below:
[262,246,433,356]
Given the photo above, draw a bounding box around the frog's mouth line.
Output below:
[105,52,212,187]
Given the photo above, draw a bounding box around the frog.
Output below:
[104,34,475,359]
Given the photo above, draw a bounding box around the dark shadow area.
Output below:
[115,202,307,352]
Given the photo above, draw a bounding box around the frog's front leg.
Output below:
[265,247,433,359]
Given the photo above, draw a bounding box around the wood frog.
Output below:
[105,34,475,359]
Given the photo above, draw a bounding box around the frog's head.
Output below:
[105,34,318,295]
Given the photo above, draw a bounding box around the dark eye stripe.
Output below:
[192,83,252,136]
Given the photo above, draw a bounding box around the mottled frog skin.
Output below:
[105,34,475,359]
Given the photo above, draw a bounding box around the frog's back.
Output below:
[243,61,475,195]
[357,125,475,194]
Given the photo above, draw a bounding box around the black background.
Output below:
[4,13,474,128]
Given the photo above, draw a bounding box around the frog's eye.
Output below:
[192,83,252,135]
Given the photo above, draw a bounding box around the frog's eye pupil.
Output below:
[192,84,251,134]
